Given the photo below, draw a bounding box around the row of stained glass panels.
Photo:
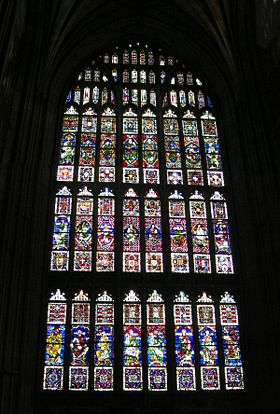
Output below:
[43,290,244,391]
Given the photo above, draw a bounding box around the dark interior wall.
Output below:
[0,1,279,413]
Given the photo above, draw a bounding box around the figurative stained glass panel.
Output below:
[99,108,116,183]
[43,290,67,390]
[74,187,93,271]
[220,292,244,389]
[94,292,114,391]
[123,109,139,184]
[96,188,115,272]
[144,189,163,272]
[169,191,189,272]
[163,110,183,185]
[51,187,72,271]
[183,110,203,186]
[147,291,167,391]
[201,111,224,187]
[197,293,220,390]
[142,108,160,184]
[210,192,234,274]
[123,189,141,272]
[69,291,90,390]
[174,292,196,391]
[123,291,143,390]
[189,191,211,273]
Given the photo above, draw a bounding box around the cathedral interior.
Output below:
[0,1,280,413]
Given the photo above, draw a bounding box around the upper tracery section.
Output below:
[57,43,224,187]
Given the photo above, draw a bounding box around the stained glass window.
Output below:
[74,187,93,272]
[220,292,244,390]
[147,290,167,391]
[69,290,90,390]
[123,188,141,272]
[142,109,160,184]
[190,191,211,273]
[46,44,244,394]
[94,291,114,391]
[144,189,163,272]
[210,191,234,273]
[123,291,142,390]
[174,292,195,390]
[197,292,220,390]
[96,188,115,272]
[43,289,67,390]
[51,187,72,271]
[169,190,189,272]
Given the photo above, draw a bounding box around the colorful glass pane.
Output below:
[69,291,90,390]
[174,294,195,390]
[197,293,220,390]
[51,188,72,271]
[123,190,141,272]
[220,293,244,389]
[74,187,93,271]
[94,293,114,391]
[147,291,167,391]
[96,189,115,272]
[123,291,142,390]
[211,192,234,273]
[43,290,67,390]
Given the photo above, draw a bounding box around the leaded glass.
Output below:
[69,291,90,390]
[197,293,220,390]
[210,192,234,273]
[51,187,72,271]
[47,43,242,394]
[174,292,195,390]
[96,188,115,272]
[190,191,211,273]
[169,191,189,272]
[220,293,244,389]
[147,291,167,391]
[43,290,66,390]
[94,292,114,391]
[123,291,142,390]
[145,189,163,272]
[123,189,141,272]
[142,109,159,184]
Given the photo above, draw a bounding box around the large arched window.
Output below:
[43,43,244,392]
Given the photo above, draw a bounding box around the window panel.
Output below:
[174,292,196,391]
[43,290,67,390]
[123,291,143,390]
[69,291,90,390]
[94,291,114,391]
[147,291,167,391]
[197,293,220,390]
